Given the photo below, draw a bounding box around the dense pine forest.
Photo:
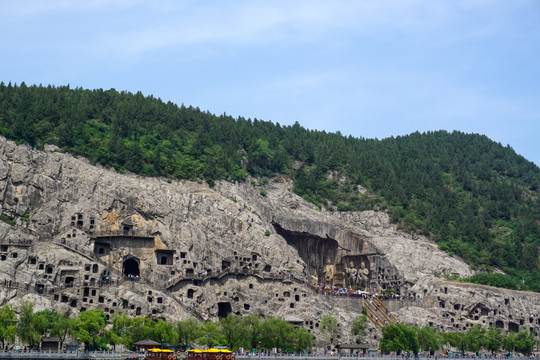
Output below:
[1,82,539,291]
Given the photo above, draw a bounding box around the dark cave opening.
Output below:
[123,258,140,277]
[218,302,232,318]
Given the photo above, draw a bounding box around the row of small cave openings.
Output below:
[70,214,95,232]
[0,244,18,261]
[95,242,266,271]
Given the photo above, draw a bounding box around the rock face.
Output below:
[0,136,539,346]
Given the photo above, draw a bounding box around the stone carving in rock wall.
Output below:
[345,259,371,289]
[358,261,370,289]
[323,258,336,286]
[346,261,358,288]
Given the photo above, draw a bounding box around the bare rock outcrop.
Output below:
[0,136,539,346]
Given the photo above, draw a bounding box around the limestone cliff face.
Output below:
[0,136,538,345]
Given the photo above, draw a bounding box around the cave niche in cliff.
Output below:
[218,302,232,318]
[123,257,140,277]
[272,222,338,284]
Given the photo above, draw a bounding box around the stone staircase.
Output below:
[364,295,398,328]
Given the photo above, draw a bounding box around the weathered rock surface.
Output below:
[0,136,539,346]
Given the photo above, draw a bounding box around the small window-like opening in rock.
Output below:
[90,219,95,224]
[218,302,232,318]
[264,265,271,272]
[244,304,250,310]
[72,233,76,238]
[160,256,168,265]
[29,257,37,264]
[152,309,157,314]
[495,320,504,329]
[83,298,87,302]
[46,265,54,274]
[290,303,295,308]
[222,260,231,270]
[112,302,117,307]
[0,255,6,261]
[295,295,300,301]
[98,296,104,303]
[61,295,68,302]
[70,300,77,307]
[249,284,254,289]
[520,319,524,325]
[85,264,90,271]
[157,297,163,304]
[252,254,257,261]
[92,264,98,273]
[67,234,71,238]
[136,307,141,315]
[130,305,135,310]
[77,214,83,220]
[180,252,186,258]
[187,289,195,299]
[65,276,74,285]
[12,253,17,259]
[72,216,76,221]
[123,258,140,278]
[148,291,152,295]
[283,291,290,297]
[148,297,153,303]
[234,296,239,302]
[91,289,96,296]
[76,220,83,229]
[84,288,89,297]
[186,268,194,277]
[509,322,519,332]
[505,298,510,305]
[171,271,175,275]
[454,304,460,310]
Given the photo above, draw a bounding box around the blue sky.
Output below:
[2,0,539,166]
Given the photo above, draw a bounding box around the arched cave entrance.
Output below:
[218,302,232,318]
[123,258,140,278]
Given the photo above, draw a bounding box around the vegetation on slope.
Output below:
[1,82,539,290]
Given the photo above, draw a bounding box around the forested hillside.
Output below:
[1,82,539,290]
